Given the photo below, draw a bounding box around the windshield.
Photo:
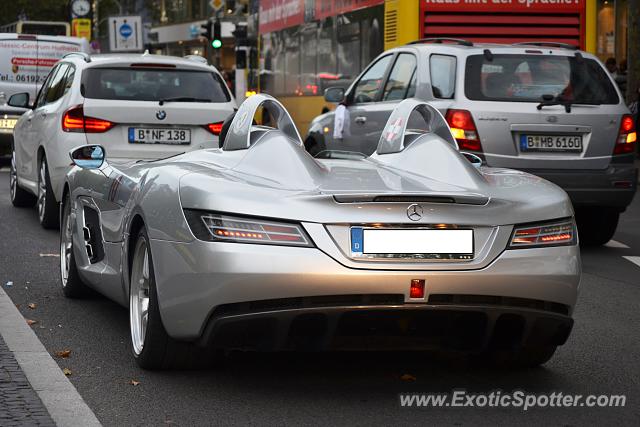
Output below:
[464,54,619,104]
[82,67,231,102]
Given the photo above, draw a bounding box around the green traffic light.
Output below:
[212,39,222,49]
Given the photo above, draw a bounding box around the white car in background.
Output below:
[8,52,236,228]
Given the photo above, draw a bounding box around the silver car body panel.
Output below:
[64,95,580,342]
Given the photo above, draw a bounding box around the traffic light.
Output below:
[200,19,212,40]
[212,20,222,49]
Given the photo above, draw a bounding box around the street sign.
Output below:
[108,16,143,52]
[71,18,92,40]
[209,0,224,11]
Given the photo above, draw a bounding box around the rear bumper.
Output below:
[523,163,637,208]
[149,238,581,343]
[198,301,573,352]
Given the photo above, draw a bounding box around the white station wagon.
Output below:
[9,52,236,228]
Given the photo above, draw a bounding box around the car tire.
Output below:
[60,192,87,298]
[487,345,557,369]
[38,157,60,229]
[9,151,36,207]
[576,207,619,246]
[129,227,216,370]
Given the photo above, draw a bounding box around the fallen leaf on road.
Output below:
[5,281,13,287]
[63,368,72,376]
[400,374,417,382]
[55,350,71,358]
[130,379,140,386]
[27,303,36,309]
[39,253,60,257]
[25,319,37,326]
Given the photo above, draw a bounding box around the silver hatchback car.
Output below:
[306,39,637,245]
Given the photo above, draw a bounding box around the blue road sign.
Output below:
[119,23,133,38]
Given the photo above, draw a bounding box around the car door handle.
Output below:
[355,116,367,124]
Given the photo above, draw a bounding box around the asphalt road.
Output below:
[0,164,639,426]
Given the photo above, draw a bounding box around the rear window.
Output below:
[82,67,231,102]
[465,54,619,105]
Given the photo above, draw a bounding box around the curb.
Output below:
[0,286,101,427]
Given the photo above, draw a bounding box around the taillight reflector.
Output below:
[410,279,425,299]
[614,114,636,155]
[62,105,114,133]
[205,122,224,135]
[445,109,482,152]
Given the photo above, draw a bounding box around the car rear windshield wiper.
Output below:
[536,94,573,113]
[158,97,211,105]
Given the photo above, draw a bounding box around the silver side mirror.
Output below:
[8,92,30,109]
[324,87,345,103]
[70,145,106,169]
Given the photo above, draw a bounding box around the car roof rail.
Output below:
[63,52,91,62]
[184,55,208,64]
[408,38,473,47]
[512,41,579,50]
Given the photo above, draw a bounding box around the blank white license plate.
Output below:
[520,134,582,152]
[351,228,473,256]
[0,119,17,129]
[128,127,191,144]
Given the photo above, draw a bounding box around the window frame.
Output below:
[429,53,457,100]
[34,65,59,109]
[381,52,418,102]
[347,53,394,105]
[43,63,70,105]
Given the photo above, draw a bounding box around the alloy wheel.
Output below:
[60,200,73,288]
[37,160,47,222]
[9,152,17,201]
[130,237,151,355]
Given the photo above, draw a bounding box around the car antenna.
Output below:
[483,49,493,61]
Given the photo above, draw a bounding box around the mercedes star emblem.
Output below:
[407,204,423,221]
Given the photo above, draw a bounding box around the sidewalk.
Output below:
[0,335,55,426]
[0,286,101,427]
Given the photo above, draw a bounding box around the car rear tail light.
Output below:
[509,219,576,248]
[204,122,224,135]
[445,109,482,152]
[410,279,425,299]
[613,114,636,155]
[183,210,313,247]
[62,105,114,133]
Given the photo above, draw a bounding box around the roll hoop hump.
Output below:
[375,98,458,155]
[223,93,303,151]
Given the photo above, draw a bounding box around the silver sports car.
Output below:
[60,95,580,370]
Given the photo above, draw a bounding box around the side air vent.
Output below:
[83,207,105,263]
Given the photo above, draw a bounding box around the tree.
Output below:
[0,0,69,26]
